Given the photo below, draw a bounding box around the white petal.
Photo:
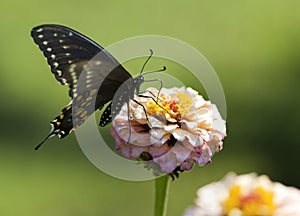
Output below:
[163,124,178,132]
[148,117,164,128]
[186,133,202,146]
[181,120,198,130]
[150,128,167,140]
[172,129,187,141]
[134,106,147,119]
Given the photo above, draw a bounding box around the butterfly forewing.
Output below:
[31,24,130,98]
[32,25,99,89]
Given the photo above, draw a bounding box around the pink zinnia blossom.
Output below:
[110,87,226,175]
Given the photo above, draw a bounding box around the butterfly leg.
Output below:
[127,102,132,143]
[143,79,163,102]
[138,93,170,115]
[139,90,166,103]
[132,98,151,127]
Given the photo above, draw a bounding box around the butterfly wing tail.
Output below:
[35,104,74,150]
[34,131,57,150]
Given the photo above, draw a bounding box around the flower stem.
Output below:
[154,175,170,216]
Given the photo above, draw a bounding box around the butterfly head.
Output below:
[133,75,145,95]
[134,75,144,84]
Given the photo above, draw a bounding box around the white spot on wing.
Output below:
[57,70,62,76]
[53,62,59,67]
[47,47,52,52]
[61,78,67,84]
[53,33,58,37]
[36,28,43,32]
[70,68,77,80]
[38,35,43,38]
[69,32,73,36]
[51,54,56,59]
[69,64,76,72]
[43,41,48,45]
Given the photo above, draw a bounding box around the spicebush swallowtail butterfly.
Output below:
[31,24,165,150]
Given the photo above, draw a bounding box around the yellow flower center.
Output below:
[222,185,275,216]
[177,91,192,117]
[146,91,192,120]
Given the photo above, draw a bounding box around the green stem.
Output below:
[154,175,170,216]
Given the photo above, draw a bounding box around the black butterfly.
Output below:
[31,24,165,150]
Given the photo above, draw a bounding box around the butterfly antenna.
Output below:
[34,131,56,150]
[140,49,154,75]
[142,66,166,76]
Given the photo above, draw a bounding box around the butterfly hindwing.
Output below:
[99,102,112,127]
[99,77,134,127]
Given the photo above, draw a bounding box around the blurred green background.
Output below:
[1,0,299,215]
